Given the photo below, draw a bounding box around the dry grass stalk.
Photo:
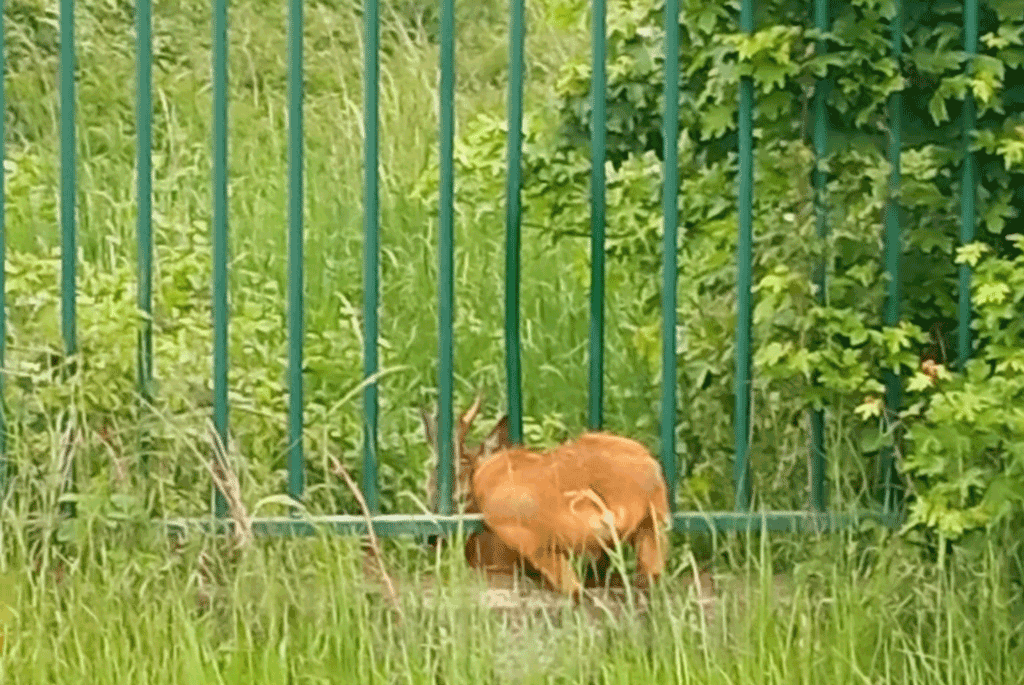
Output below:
[326,453,402,619]
[57,419,76,499]
[206,424,253,549]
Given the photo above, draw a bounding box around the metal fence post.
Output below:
[733,0,755,512]
[809,0,831,512]
[436,0,457,515]
[660,0,680,511]
[211,0,230,519]
[588,0,607,431]
[287,0,306,507]
[881,0,904,514]
[504,0,525,446]
[60,0,78,520]
[958,0,978,370]
[362,0,381,513]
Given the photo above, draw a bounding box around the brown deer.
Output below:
[422,396,671,601]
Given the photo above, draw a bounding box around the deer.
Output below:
[421,396,671,602]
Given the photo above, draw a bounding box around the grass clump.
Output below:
[1,521,1021,684]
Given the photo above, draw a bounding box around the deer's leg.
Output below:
[489,523,583,600]
[465,528,523,580]
[631,517,667,589]
[581,552,631,589]
[529,547,584,600]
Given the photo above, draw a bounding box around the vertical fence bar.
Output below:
[362,0,380,513]
[659,0,679,511]
[504,0,525,446]
[436,0,456,515]
[587,0,607,431]
[733,0,755,512]
[0,0,6,502]
[287,0,305,506]
[958,0,978,370]
[881,0,904,513]
[211,0,230,519]
[59,0,77,519]
[809,0,829,512]
[136,0,154,478]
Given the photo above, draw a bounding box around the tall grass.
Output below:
[0,518,1021,684]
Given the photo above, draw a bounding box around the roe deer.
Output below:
[422,396,670,601]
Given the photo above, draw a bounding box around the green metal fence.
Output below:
[0,0,986,538]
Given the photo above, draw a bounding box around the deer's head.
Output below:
[420,395,510,514]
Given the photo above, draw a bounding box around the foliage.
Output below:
[0,0,1021,537]
[898,236,1024,538]
[2,209,383,519]
[416,0,1024,526]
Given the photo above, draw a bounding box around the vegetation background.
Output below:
[0,0,1021,681]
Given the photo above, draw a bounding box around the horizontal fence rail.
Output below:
[162,509,902,540]
[0,0,992,534]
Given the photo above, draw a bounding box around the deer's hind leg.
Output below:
[580,552,632,589]
[630,516,668,589]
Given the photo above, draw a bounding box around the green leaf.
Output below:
[976,281,1010,304]
[855,398,884,420]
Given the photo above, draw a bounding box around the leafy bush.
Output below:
[899,237,1024,538]
[416,0,1024,525]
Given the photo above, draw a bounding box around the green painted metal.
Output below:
[809,0,830,512]
[287,0,306,506]
[0,0,6,502]
[362,0,381,513]
[436,0,456,516]
[211,0,230,519]
[60,0,77,520]
[660,0,679,510]
[162,509,901,540]
[61,0,77,360]
[733,0,754,513]
[136,0,153,478]
[26,0,976,541]
[504,0,525,446]
[958,0,978,371]
[587,0,606,431]
[881,0,904,514]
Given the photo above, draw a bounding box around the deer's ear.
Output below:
[457,393,484,444]
[483,415,511,454]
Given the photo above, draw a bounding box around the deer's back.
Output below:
[472,433,669,536]
[554,433,669,523]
